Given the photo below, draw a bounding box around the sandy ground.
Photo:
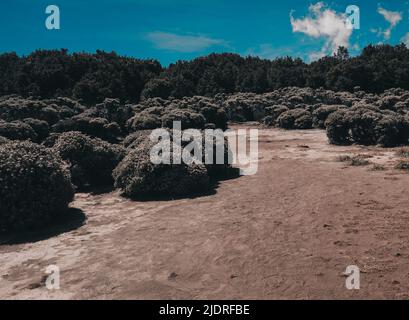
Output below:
[1,124,409,299]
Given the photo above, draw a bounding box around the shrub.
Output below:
[337,154,371,166]
[395,160,409,170]
[141,78,173,100]
[370,164,386,171]
[326,108,409,147]
[277,108,312,129]
[161,109,206,130]
[126,112,162,131]
[22,118,50,141]
[348,110,381,145]
[39,106,60,125]
[52,131,126,189]
[262,105,289,126]
[52,115,121,142]
[312,105,343,128]
[0,141,74,232]
[0,136,10,144]
[42,132,61,147]
[375,114,409,147]
[113,141,210,198]
[177,98,228,130]
[122,130,152,149]
[325,110,351,145]
[88,98,133,129]
[396,147,409,158]
[0,120,37,141]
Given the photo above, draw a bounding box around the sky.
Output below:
[1,0,409,65]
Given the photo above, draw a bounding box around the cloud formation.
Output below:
[290,2,352,60]
[377,7,402,40]
[145,31,226,53]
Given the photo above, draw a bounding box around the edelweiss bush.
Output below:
[277,108,313,129]
[0,119,37,141]
[113,140,210,198]
[52,131,126,189]
[0,141,75,232]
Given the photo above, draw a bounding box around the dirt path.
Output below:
[2,125,409,299]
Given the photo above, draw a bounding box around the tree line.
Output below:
[1,44,409,104]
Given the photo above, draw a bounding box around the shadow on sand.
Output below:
[0,208,86,245]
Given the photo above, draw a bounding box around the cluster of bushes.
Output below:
[0,124,233,231]
[113,129,232,199]
[325,107,409,147]
[4,81,409,232]
[113,140,210,199]
[218,87,409,147]
[0,95,229,143]
[126,96,227,132]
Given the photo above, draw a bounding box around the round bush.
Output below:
[161,109,206,130]
[52,131,126,189]
[126,112,162,131]
[375,114,409,147]
[52,115,121,142]
[22,118,50,141]
[325,110,351,145]
[277,109,312,129]
[0,141,74,232]
[348,110,381,145]
[0,120,37,141]
[122,130,152,149]
[113,141,210,198]
[312,105,343,128]
[0,136,10,145]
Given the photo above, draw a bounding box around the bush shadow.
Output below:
[0,208,86,245]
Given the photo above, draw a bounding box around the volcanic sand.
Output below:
[1,124,409,299]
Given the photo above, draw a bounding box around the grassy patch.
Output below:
[370,164,386,171]
[395,160,409,170]
[337,154,371,166]
[396,148,409,158]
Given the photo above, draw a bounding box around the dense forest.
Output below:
[1,44,409,105]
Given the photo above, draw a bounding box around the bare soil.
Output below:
[2,124,409,299]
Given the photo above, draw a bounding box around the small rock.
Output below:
[168,272,178,280]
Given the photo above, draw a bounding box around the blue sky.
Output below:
[1,0,409,65]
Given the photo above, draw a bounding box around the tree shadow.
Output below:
[0,208,86,245]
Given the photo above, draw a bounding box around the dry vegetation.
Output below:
[2,84,409,299]
[2,86,409,232]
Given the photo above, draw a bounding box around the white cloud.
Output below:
[145,31,226,53]
[290,2,352,60]
[377,7,402,40]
